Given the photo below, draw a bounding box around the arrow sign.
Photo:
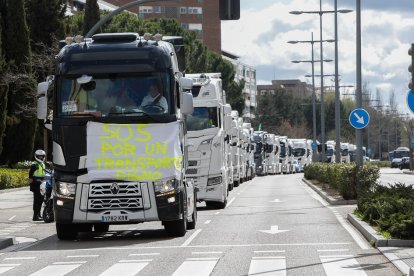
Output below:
[349,108,370,129]
[407,90,414,113]
[269,199,284,203]
[258,225,289,235]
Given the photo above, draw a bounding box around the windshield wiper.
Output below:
[108,111,164,122]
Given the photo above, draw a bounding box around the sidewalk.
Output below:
[302,178,414,276]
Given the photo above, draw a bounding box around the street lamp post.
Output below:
[289,34,334,162]
[291,2,352,163]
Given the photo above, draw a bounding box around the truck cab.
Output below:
[185,73,230,209]
[265,134,277,174]
[279,136,291,174]
[37,33,197,239]
[242,123,255,180]
[340,142,350,163]
[252,131,268,176]
[291,139,308,172]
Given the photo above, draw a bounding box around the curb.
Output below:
[0,238,14,250]
[302,178,357,205]
[347,213,414,247]
[403,170,414,175]
[0,186,28,194]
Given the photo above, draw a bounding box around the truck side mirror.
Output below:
[180,77,193,90]
[37,96,47,120]
[180,92,193,115]
[37,81,49,96]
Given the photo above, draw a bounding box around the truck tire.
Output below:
[164,215,187,237]
[234,180,239,187]
[56,223,79,240]
[94,224,109,232]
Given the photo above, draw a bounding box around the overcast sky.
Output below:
[221,0,414,115]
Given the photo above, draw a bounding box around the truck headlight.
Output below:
[56,181,76,197]
[207,176,222,186]
[154,179,177,194]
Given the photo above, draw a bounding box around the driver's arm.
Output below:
[159,97,168,112]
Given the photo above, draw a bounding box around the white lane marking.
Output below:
[181,229,202,247]
[53,261,87,265]
[300,180,370,250]
[4,257,36,260]
[171,257,219,276]
[204,220,211,225]
[227,197,236,207]
[7,216,16,221]
[248,256,286,276]
[119,259,153,263]
[317,249,349,252]
[192,252,223,255]
[254,250,285,253]
[67,255,99,258]
[128,253,160,256]
[29,263,84,276]
[320,255,367,276]
[0,264,20,274]
[22,242,352,252]
[99,260,151,276]
[214,212,220,215]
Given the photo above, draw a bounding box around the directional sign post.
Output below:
[407,90,414,113]
[349,108,370,129]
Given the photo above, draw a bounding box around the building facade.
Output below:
[257,80,312,99]
[223,51,257,120]
[98,0,221,53]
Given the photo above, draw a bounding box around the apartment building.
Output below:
[223,51,257,121]
[257,80,312,99]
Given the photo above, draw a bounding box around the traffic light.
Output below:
[409,43,414,90]
[219,0,240,20]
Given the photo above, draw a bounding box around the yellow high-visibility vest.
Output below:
[33,162,45,178]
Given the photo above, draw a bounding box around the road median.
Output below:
[302,178,357,205]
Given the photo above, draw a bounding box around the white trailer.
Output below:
[186,73,231,209]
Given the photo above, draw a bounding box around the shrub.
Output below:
[0,169,28,190]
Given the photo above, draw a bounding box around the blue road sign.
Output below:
[349,108,370,129]
[411,140,414,149]
[312,142,317,149]
[408,90,414,113]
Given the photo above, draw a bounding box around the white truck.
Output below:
[340,142,351,163]
[279,136,292,174]
[265,134,278,174]
[290,138,308,172]
[37,33,197,239]
[230,110,242,186]
[243,123,255,180]
[185,73,231,209]
[306,139,314,165]
[325,140,336,163]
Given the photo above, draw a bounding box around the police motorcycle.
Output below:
[39,170,54,223]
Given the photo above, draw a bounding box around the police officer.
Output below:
[29,149,46,221]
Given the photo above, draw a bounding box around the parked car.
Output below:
[391,158,403,168]
[399,157,410,170]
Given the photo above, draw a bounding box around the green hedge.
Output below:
[0,168,28,190]
[369,161,391,168]
[357,183,414,239]
[304,163,379,200]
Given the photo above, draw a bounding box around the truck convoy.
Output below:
[290,138,309,171]
[37,33,198,240]
[185,73,230,209]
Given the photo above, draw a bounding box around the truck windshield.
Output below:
[341,149,349,156]
[394,150,409,158]
[56,72,172,117]
[254,143,262,153]
[280,143,286,157]
[292,148,306,157]
[326,148,334,156]
[186,107,218,131]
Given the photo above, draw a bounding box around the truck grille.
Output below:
[89,182,141,197]
[88,198,143,210]
[188,160,198,166]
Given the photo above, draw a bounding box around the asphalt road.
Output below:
[378,168,414,187]
[0,173,402,275]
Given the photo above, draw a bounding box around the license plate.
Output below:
[101,215,129,222]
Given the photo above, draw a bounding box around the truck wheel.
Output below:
[56,223,79,240]
[94,224,109,232]
[234,180,239,187]
[164,215,187,237]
